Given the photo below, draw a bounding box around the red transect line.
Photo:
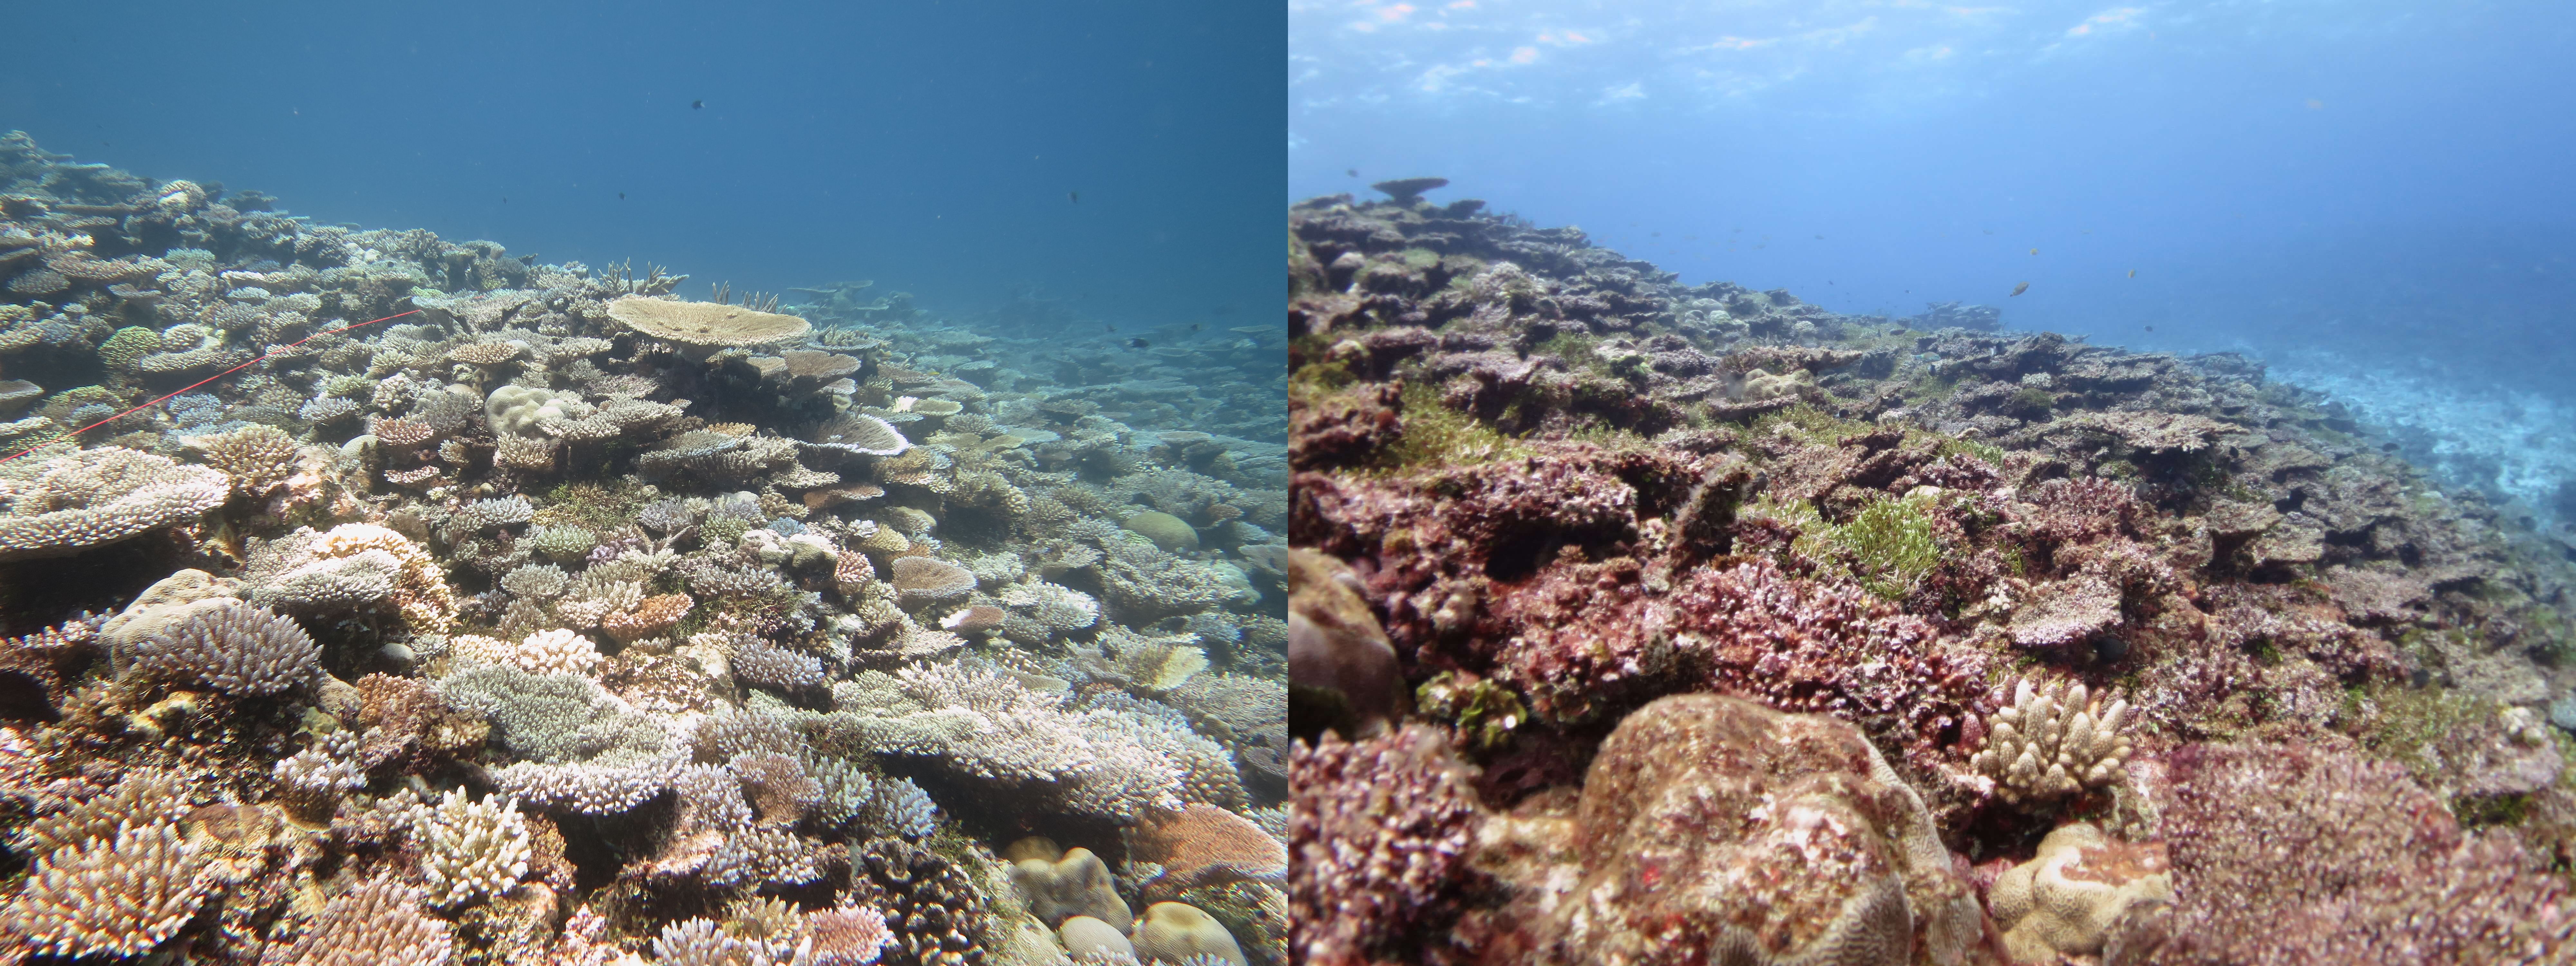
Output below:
[0,308,422,466]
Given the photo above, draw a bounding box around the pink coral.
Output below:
[2122,741,2576,963]
[1288,724,1483,966]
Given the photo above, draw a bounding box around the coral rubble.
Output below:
[0,132,1285,965]
[1287,185,2576,963]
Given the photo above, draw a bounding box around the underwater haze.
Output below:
[0,3,1290,962]
[1292,0,2576,520]
[5,0,1282,329]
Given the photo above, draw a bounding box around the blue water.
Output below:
[1290,0,2576,513]
[1,0,1282,330]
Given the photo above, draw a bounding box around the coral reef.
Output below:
[0,133,1284,965]
[1287,186,2576,963]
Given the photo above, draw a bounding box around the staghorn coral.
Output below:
[1967,673,2133,804]
[0,819,209,958]
[0,446,230,562]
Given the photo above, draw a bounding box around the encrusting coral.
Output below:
[0,132,1284,965]
[1285,184,2576,964]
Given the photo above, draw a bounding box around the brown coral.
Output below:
[889,556,976,607]
[185,423,300,496]
[607,295,812,347]
[1131,803,1288,890]
[602,593,693,642]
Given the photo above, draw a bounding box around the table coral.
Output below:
[0,446,230,562]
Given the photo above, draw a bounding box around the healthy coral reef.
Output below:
[0,132,1286,965]
[1287,185,2576,963]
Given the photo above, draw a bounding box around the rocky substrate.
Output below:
[1287,188,2576,965]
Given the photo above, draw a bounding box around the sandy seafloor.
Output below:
[1286,187,2576,965]
[0,131,1290,966]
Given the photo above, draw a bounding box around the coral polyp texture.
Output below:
[0,132,1284,965]
[1286,186,2576,963]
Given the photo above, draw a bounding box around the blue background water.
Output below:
[0,0,1281,332]
[1291,0,2576,517]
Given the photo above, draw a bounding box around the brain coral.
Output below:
[1523,693,1978,966]
[0,447,231,563]
[1987,822,2171,961]
[607,295,811,347]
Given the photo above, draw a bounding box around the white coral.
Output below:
[410,789,532,907]
[1969,674,2132,803]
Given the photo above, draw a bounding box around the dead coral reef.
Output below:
[0,132,1287,965]
[1287,185,2576,963]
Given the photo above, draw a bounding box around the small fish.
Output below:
[1103,324,1117,333]
[691,99,704,109]
[2010,281,2030,297]
[2145,325,2155,331]
[1069,191,1079,204]
[618,192,625,200]
[1814,234,1825,240]
[1187,323,1202,331]
[2030,248,2039,255]
[2127,269,2137,278]
[1127,337,1150,349]
[1347,168,1359,177]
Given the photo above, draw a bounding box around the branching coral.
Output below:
[0,447,230,562]
[245,523,459,632]
[123,599,321,697]
[1967,673,2133,804]
[0,820,209,958]
[410,788,534,908]
[264,876,456,966]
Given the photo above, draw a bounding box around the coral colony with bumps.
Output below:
[0,130,1287,966]
[1287,183,2576,964]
